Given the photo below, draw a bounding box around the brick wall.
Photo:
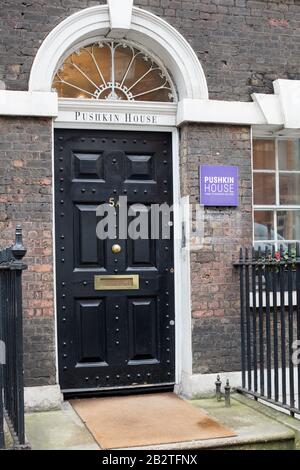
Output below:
[1,0,300,100]
[180,124,252,373]
[0,117,56,386]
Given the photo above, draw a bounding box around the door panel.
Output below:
[125,154,155,181]
[128,297,159,363]
[74,204,105,268]
[55,130,175,393]
[73,153,104,181]
[75,299,107,365]
[128,237,157,268]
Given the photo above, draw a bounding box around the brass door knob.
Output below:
[112,244,121,254]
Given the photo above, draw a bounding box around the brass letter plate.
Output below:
[94,274,139,290]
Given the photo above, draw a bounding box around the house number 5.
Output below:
[108,197,119,207]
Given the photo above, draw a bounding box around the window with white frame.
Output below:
[253,138,300,251]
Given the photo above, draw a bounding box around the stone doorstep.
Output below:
[123,436,295,451]
[25,402,100,451]
[233,393,300,450]
[24,394,298,451]
[123,396,296,451]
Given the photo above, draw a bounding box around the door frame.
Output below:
[52,120,191,391]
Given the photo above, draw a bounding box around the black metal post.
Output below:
[265,247,272,399]
[0,368,3,449]
[272,245,279,403]
[279,245,287,406]
[245,248,252,391]
[252,247,258,394]
[0,270,4,449]
[239,248,246,389]
[0,226,27,448]
[287,245,295,415]
[11,226,26,445]
[296,242,300,413]
[257,247,265,397]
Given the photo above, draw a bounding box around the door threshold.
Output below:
[63,382,175,399]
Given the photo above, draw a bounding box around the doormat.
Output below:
[71,392,236,449]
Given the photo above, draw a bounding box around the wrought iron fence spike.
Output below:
[279,244,284,258]
[272,245,275,257]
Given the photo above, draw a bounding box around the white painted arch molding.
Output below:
[28,5,208,101]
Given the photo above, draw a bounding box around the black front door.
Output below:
[54,129,175,394]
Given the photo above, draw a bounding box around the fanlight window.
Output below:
[52,41,176,102]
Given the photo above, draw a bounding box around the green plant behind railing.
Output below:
[255,246,298,272]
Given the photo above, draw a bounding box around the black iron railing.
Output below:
[0,226,27,449]
[235,244,300,417]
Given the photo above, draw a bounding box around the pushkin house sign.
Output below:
[200,165,239,206]
[74,111,158,124]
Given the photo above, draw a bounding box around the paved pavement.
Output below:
[24,394,300,450]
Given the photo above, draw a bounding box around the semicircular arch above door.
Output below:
[52,40,177,103]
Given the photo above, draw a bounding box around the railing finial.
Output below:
[215,375,222,401]
[224,379,231,407]
[11,225,27,261]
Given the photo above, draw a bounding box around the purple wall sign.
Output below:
[199,165,239,206]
